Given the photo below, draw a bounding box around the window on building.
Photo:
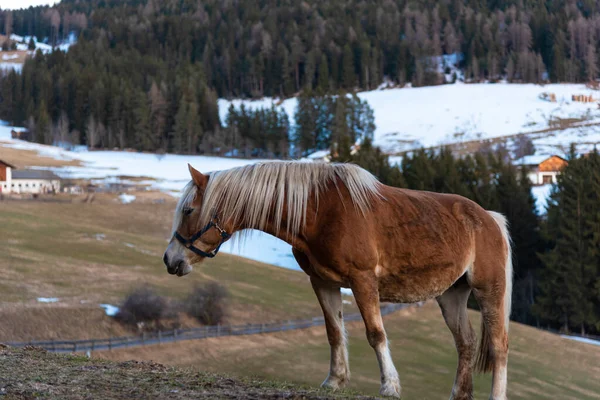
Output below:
[542,175,553,184]
[25,184,29,188]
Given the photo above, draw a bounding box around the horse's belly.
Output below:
[377,262,467,303]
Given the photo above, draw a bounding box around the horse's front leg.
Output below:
[351,271,401,398]
[310,276,350,390]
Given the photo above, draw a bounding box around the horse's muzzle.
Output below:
[163,253,189,276]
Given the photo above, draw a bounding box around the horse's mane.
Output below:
[174,161,382,238]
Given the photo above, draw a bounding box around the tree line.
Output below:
[4,0,600,100]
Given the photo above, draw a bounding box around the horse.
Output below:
[163,161,512,400]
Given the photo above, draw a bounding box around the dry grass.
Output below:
[0,50,28,64]
[100,302,600,400]
[0,199,329,341]
[0,142,81,168]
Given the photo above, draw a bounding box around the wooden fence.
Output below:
[6,303,408,353]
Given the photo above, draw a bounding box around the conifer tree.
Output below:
[537,147,599,334]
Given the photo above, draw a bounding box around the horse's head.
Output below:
[163,164,231,276]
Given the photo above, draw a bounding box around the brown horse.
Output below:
[164,161,512,400]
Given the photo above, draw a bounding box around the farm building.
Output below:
[515,154,568,185]
[0,160,61,194]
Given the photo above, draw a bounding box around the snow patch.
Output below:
[532,184,553,215]
[100,304,120,317]
[219,83,600,154]
[561,334,600,347]
[118,194,136,204]
[37,297,59,303]
[94,233,106,241]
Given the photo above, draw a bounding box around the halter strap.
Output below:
[173,215,231,258]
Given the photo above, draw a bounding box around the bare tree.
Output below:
[4,10,12,38]
[118,126,126,149]
[586,43,598,81]
[86,116,99,149]
[148,81,167,149]
[55,111,70,148]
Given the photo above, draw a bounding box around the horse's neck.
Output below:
[231,192,315,247]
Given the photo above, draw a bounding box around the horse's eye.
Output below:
[183,208,194,216]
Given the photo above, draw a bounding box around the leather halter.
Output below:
[173,214,231,258]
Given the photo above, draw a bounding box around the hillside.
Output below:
[0,346,373,399]
[100,301,600,399]
[220,83,600,155]
[0,197,339,341]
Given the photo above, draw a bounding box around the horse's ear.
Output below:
[188,164,208,188]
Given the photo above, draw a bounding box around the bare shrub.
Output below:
[514,135,536,159]
[185,282,229,325]
[115,286,168,330]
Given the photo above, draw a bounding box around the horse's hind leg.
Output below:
[437,275,476,400]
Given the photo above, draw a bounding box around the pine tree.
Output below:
[317,54,329,92]
[341,44,356,89]
[537,148,599,334]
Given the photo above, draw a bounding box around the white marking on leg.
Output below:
[376,340,401,397]
[491,364,508,400]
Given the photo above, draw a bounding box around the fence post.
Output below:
[261,323,265,333]
[174,329,177,341]
[108,337,112,351]
[52,340,56,352]
[158,330,162,344]
[73,342,77,352]
[217,324,221,337]
[91,340,95,352]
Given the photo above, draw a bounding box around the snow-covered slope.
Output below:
[0,123,297,270]
[219,83,600,154]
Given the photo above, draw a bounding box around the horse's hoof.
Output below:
[450,393,474,400]
[321,375,349,391]
[380,378,401,398]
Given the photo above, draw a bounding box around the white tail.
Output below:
[487,211,513,331]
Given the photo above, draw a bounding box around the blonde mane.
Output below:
[174,161,382,238]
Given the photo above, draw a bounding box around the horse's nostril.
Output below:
[163,253,169,267]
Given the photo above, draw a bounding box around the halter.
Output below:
[173,214,231,258]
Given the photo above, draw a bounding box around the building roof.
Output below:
[12,170,61,180]
[514,154,564,166]
[0,159,16,169]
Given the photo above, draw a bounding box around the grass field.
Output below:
[0,198,332,340]
[99,301,600,400]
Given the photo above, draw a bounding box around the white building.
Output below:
[0,160,61,194]
[514,154,568,185]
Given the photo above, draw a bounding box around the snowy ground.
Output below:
[561,334,600,347]
[3,0,59,10]
[219,83,600,154]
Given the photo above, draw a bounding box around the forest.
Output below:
[3,0,600,152]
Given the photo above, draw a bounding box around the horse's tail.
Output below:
[475,211,513,374]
